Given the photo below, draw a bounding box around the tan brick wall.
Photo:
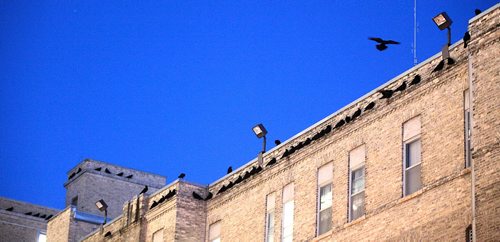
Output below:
[77,4,499,242]
[468,5,500,241]
[47,207,72,242]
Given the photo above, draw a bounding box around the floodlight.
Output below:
[252,123,268,154]
[433,12,452,30]
[432,12,453,59]
[252,124,267,138]
[95,199,108,224]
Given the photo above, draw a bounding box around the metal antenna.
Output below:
[413,0,418,65]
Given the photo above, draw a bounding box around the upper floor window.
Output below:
[209,221,221,242]
[282,183,294,242]
[37,231,47,242]
[71,196,78,206]
[152,228,164,242]
[265,193,275,242]
[403,117,422,196]
[317,162,333,235]
[464,89,472,168]
[349,145,365,221]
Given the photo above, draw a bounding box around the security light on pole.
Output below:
[433,12,453,60]
[252,124,268,166]
[95,199,108,224]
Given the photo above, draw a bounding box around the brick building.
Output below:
[78,4,499,242]
[1,3,498,242]
[0,159,165,242]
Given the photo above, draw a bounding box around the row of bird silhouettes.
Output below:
[192,191,213,201]
[67,167,83,180]
[217,165,263,195]
[94,167,134,179]
[379,75,421,100]
[3,206,55,220]
[149,189,177,209]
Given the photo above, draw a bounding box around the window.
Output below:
[282,183,294,242]
[265,193,275,242]
[209,221,221,242]
[465,224,473,242]
[37,231,47,242]
[71,196,78,206]
[403,117,422,196]
[317,162,333,235]
[349,145,365,221]
[152,229,163,242]
[464,89,472,168]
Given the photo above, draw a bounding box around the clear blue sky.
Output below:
[0,1,496,209]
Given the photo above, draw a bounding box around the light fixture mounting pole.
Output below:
[262,135,267,153]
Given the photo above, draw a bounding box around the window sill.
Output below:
[311,230,333,242]
[399,189,424,203]
[343,215,366,229]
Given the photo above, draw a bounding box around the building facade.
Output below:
[79,4,499,242]
[1,4,498,242]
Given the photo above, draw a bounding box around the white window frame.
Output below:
[317,182,332,235]
[281,183,294,242]
[265,193,275,242]
[37,231,47,242]
[209,221,221,242]
[403,135,422,196]
[348,165,365,221]
[152,228,164,242]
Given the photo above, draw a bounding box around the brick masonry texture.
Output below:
[80,4,499,242]
[0,197,58,242]
[0,3,493,242]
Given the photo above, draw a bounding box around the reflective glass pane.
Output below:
[266,212,274,242]
[319,184,332,210]
[351,167,365,194]
[351,192,365,220]
[406,139,421,167]
[318,207,332,235]
[405,164,421,195]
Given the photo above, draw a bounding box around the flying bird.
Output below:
[410,75,421,86]
[274,140,281,145]
[364,102,376,111]
[395,81,407,92]
[227,166,233,174]
[116,172,124,177]
[475,9,482,15]
[463,31,471,48]
[104,168,111,174]
[139,185,148,195]
[125,174,133,179]
[6,207,13,211]
[369,37,400,51]
[379,89,394,99]
[178,173,186,179]
[432,60,445,72]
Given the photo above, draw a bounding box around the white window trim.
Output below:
[265,210,275,242]
[317,181,332,235]
[403,135,421,196]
